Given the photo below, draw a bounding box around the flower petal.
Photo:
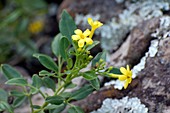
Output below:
[72,35,80,40]
[85,38,93,45]
[74,29,82,35]
[88,18,93,26]
[97,21,103,28]
[110,74,119,78]
[118,75,127,81]
[126,65,130,71]
[124,80,129,89]
[127,78,132,83]
[83,29,91,37]
[120,67,128,75]
[78,39,85,48]
[128,71,132,77]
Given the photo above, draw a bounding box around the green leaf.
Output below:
[0,89,8,102]
[64,82,77,89]
[32,74,42,88]
[1,64,22,80]
[42,77,56,92]
[39,70,54,76]
[67,58,73,69]
[33,54,58,72]
[86,41,100,50]
[12,96,27,108]
[45,96,64,105]
[59,10,77,43]
[59,37,70,59]
[109,68,122,75]
[15,18,29,33]
[48,104,66,113]
[10,90,25,97]
[32,105,41,109]
[70,85,94,100]
[90,78,100,90]
[0,101,13,113]
[30,74,43,94]
[51,33,62,57]
[59,92,71,98]
[82,71,97,80]
[68,106,84,113]
[0,10,21,28]
[6,78,28,86]
[92,51,107,67]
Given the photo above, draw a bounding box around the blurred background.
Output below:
[0,0,63,74]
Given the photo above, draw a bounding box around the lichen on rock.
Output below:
[91,96,148,113]
[74,0,169,51]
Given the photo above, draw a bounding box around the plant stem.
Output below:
[58,56,62,87]
[27,84,46,99]
[28,94,34,112]
[39,90,46,99]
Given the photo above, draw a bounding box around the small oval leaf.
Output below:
[1,64,22,80]
[92,51,107,67]
[32,74,42,88]
[42,77,56,92]
[33,54,58,72]
[10,90,25,97]
[46,96,64,105]
[0,89,8,102]
[12,96,27,108]
[109,68,122,75]
[70,85,94,100]
[59,10,77,43]
[82,71,97,80]
[86,41,100,50]
[67,58,73,69]
[48,104,66,113]
[90,78,100,90]
[59,37,69,59]
[39,70,54,76]
[6,78,28,87]
[51,33,62,57]
[68,106,84,113]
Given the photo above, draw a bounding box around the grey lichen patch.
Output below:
[104,39,159,89]
[91,96,148,113]
[75,14,101,27]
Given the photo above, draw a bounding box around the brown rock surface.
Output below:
[57,0,124,22]
[109,18,160,67]
[127,37,170,113]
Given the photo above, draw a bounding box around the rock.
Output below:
[109,17,160,67]
[127,37,170,113]
[57,0,124,22]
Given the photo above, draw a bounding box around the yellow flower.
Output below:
[110,65,132,89]
[88,18,103,31]
[88,18,103,38]
[28,20,44,34]
[72,29,93,48]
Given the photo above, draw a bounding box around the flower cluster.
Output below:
[72,18,103,48]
